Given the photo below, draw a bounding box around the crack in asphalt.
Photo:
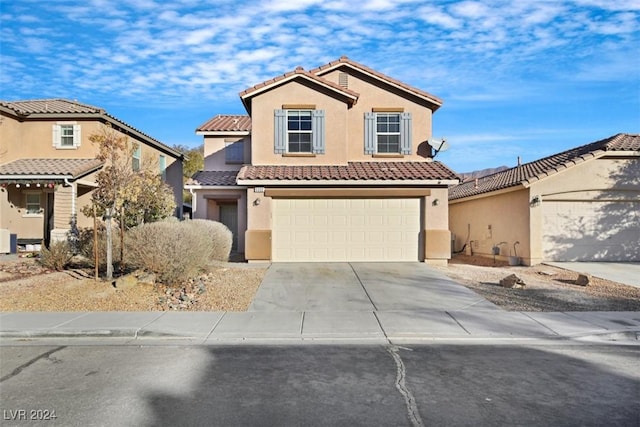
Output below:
[387,345,424,427]
[0,346,66,383]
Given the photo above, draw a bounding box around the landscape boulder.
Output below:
[499,274,526,289]
[575,274,591,286]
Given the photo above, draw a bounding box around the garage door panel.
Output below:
[273,198,420,262]
[543,200,640,261]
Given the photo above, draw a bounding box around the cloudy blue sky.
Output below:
[1,0,638,172]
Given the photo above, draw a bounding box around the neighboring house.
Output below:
[0,99,184,248]
[186,56,458,264]
[449,133,640,265]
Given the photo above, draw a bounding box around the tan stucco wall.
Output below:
[249,81,349,165]
[321,68,434,162]
[203,135,250,171]
[449,188,531,264]
[0,186,50,240]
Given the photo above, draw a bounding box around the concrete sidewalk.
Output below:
[1,310,638,344]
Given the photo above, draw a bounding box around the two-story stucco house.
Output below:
[0,99,184,249]
[186,57,458,264]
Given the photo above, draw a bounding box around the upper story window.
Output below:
[287,110,312,153]
[132,145,141,171]
[364,111,412,155]
[159,155,166,179]
[274,108,325,155]
[225,140,244,163]
[52,123,80,149]
[376,113,401,153]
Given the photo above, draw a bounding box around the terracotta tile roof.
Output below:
[449,133,640,200]
[239,66,359,112]
[0,99,182,159]
[309,56,443,110]
[186,170,240,186]
[196,115,251,132]
[0,158,104,179]
[238,161,458,182]
[0,99,103,115]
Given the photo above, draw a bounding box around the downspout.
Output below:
[189,188,196,217]
[63,178,76,219]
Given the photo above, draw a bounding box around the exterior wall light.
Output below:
[432,198,439,206]
[530,195,541,207]
[253,198,261,206]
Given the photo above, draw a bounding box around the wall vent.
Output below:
[339,72,348,88]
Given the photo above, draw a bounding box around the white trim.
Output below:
[237,179,458,186]
[241,73,358,103]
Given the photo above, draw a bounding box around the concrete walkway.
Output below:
[1,262,639,344]
[545,262,640,288]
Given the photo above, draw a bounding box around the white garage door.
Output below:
[272,198,420,262]
[542,200,640,261]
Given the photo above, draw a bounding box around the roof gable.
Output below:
[310,56,443,111]
[449,133,640,200]
[239,66,359,114]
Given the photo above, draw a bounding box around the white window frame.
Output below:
[159,155,166,180]
[376,113,401,154]
[24,192,42,216]
[52,122,81,149]
[286,110,313,153]
[225,140,244,164]
[132,145,141,171]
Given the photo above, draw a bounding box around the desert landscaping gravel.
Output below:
[0,255,638,312]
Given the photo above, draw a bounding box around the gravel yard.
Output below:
[0,255,638,312]
[434,255,640,311]
[0,258,266,312]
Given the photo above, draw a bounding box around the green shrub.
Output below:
[126,219,232,285]
[39,240,72,271]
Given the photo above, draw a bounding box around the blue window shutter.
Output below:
[312,110,325,154]
[274,109,286,153]
[364,112,376,154]
[400,112,412,155]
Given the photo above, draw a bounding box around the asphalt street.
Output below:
[1,342,638,427]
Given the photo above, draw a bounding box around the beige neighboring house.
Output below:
[0,99,184,249]
[186,56,458,264]
[449,133,640,265]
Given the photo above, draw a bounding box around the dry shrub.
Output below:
[75,226,122,270]
[39,240,72,271]
[126,219,232,285]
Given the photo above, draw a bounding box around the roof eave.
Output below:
[196,130,251,136]
[237,179,459,186]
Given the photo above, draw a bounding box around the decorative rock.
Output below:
[113,275,137,290]
[499,274,526,289]
[575,274,590,286]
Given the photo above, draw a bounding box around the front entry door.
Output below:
[219,204,238,251]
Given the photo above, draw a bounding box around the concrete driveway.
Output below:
[249,263,498,312]
[545,262,640,288]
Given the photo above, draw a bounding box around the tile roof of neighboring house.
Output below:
[449,133,640,200]
[309,56,443,110]
[186,170,240,186]
[239,66,360,112]
[238,161,458,182]
[196,115,252,132]
[0,99,182,159]
[0,158,104,179]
